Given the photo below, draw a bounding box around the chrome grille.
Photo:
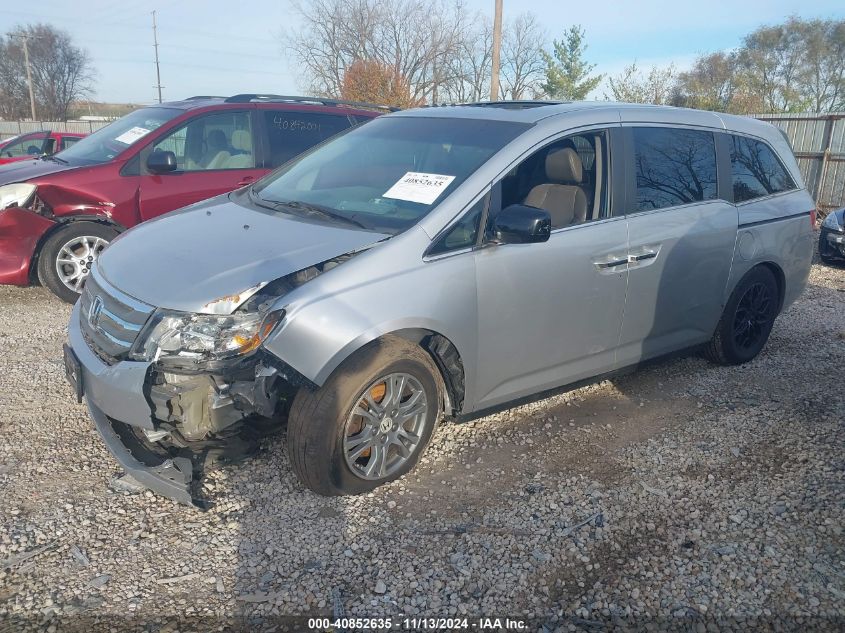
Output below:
[79,268,154,363]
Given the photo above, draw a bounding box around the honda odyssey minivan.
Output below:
[64,101,815,507]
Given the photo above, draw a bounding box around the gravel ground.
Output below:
[0,253,842,632]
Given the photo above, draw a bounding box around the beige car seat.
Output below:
[224,129,254,168]
[523,147,589,228]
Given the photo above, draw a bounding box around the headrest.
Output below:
[207,129,227,149]
[231,129,251,152]
[545,147,582,184]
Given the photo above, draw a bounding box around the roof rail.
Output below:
[460,100,568,109]
[185,95,226,100]
[223,94,399,112]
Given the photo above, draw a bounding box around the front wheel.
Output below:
[704,266,779,365]
[286,335,441,495]
[37,221,118,303]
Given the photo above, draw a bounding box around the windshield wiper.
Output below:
[276,200,371,230]
[247,187,280,212]
[41,154,68,165]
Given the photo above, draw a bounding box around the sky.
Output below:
[1,0,843,105]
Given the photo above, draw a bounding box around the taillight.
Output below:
[810,208,817,228]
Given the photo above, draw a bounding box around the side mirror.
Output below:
[147,150,178,174]
[491,204,551,244]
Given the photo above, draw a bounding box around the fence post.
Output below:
[815,115,835,211]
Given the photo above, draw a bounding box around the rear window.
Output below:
[730,135,796,203]
[632,127,718,212]
[263,110,354,168]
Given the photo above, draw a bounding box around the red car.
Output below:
[0,95,387,301]
[0,130,86,165]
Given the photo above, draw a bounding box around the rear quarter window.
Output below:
[729,135,796,203]
[263,111,353,168]
[631,127,718,212]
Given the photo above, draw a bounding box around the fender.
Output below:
[29,214,126,284]
[261,227,481,410]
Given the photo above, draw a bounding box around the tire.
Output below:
[287,335,441,496]
[37,221,118,303]
[704,266,779,365]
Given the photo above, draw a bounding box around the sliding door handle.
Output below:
[629,251,657,262]
[593,256,628,270]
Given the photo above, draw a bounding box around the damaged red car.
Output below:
[0,95,386,302]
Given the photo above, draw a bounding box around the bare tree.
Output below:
[794,18,845,112]
[605,62,675,104]
[440,15,493,103]
[0,23,94,121]
[737,18,807,113]
[500,13,546,100]
[285,0,468,102]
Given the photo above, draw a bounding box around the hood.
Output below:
[0,157,75,185]
[97,196,389,313]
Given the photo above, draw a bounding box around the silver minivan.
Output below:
[64,101,815,506]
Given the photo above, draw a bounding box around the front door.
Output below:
[473,128,629,410]
[137,109,266,220]
[617,126,737,365]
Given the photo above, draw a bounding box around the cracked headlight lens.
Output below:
[130,308,284,369]
[0,183,36,210]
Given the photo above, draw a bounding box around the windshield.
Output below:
[55,107,182,166]
[252,116,528,234]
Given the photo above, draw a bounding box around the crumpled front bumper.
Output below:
[67,301,203,508]
[86,396,201,507]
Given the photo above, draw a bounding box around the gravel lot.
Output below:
[0,253,842,632]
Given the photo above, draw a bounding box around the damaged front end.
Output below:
[73,252,360,508]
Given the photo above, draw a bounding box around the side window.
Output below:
[2,133,45,157]
[429,196,486,256]
[632,127,717,212]
[730,135,796,203]
[62,136,81,150]
[150,111,254,171]
[263,111,352,168]
[496,130,610,230]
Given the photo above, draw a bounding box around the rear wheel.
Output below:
[287,335,441,495]
[37,221,118,303]
[704,266,779,365]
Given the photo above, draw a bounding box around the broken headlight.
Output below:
[0,183,36,210]
[129,308,284,369]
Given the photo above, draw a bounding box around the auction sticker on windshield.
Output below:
[114,127,152,145]
[383,172,456,205]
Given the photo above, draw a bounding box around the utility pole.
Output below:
[20,34,37,120]
[152,10,163,103]
[490,0,503,101]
